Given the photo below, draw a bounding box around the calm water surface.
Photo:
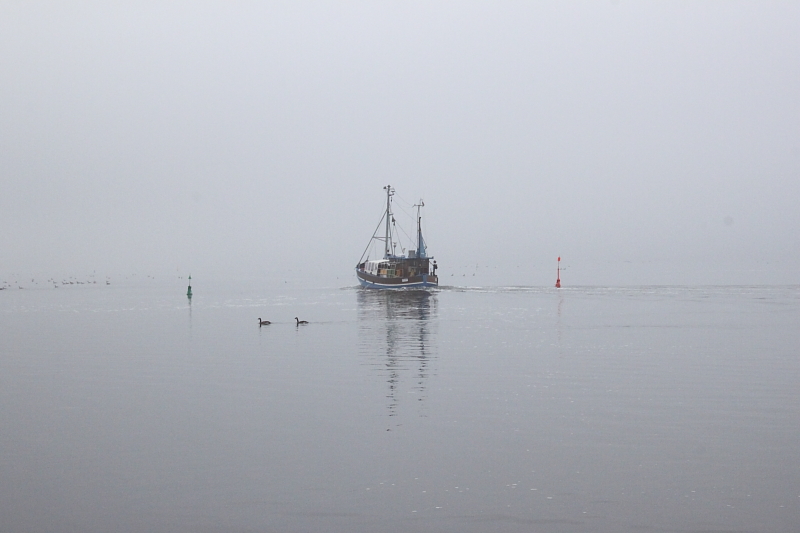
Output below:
[1,283,799,532]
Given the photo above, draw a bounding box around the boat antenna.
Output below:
[383,185,394,258]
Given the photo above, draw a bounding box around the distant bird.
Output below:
[295,317,309,325]
[258,318,271,326]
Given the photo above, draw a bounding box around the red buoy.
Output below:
[555,256,561,288]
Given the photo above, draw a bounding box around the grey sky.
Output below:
[2,2,798,285]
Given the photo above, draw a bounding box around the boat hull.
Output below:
[356,269,438,289]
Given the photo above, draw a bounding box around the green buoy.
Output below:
[187,274,192,298]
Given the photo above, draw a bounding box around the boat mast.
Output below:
[415,200,425,258]
[383,185,394,259]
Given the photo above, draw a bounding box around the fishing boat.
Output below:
[355,185,438,289]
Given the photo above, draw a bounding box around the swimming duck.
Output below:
[258,318,271,326]
[295,317,309,325]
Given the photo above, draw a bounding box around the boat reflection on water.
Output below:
[356,289,438,417]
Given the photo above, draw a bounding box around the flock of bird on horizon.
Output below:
[259,317,308,327]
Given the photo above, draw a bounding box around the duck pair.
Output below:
[259,317,309,326]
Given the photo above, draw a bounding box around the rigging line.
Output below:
[399,201,427,246]
[365,236,383,262]
[391,211,417,249]
[397,195,425,223]
[396,222,415,249]
[392,200,416,223]
[393,192,415,208]
[390,219,400,254]
[394,193,417,213]
[357,211,387,265]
